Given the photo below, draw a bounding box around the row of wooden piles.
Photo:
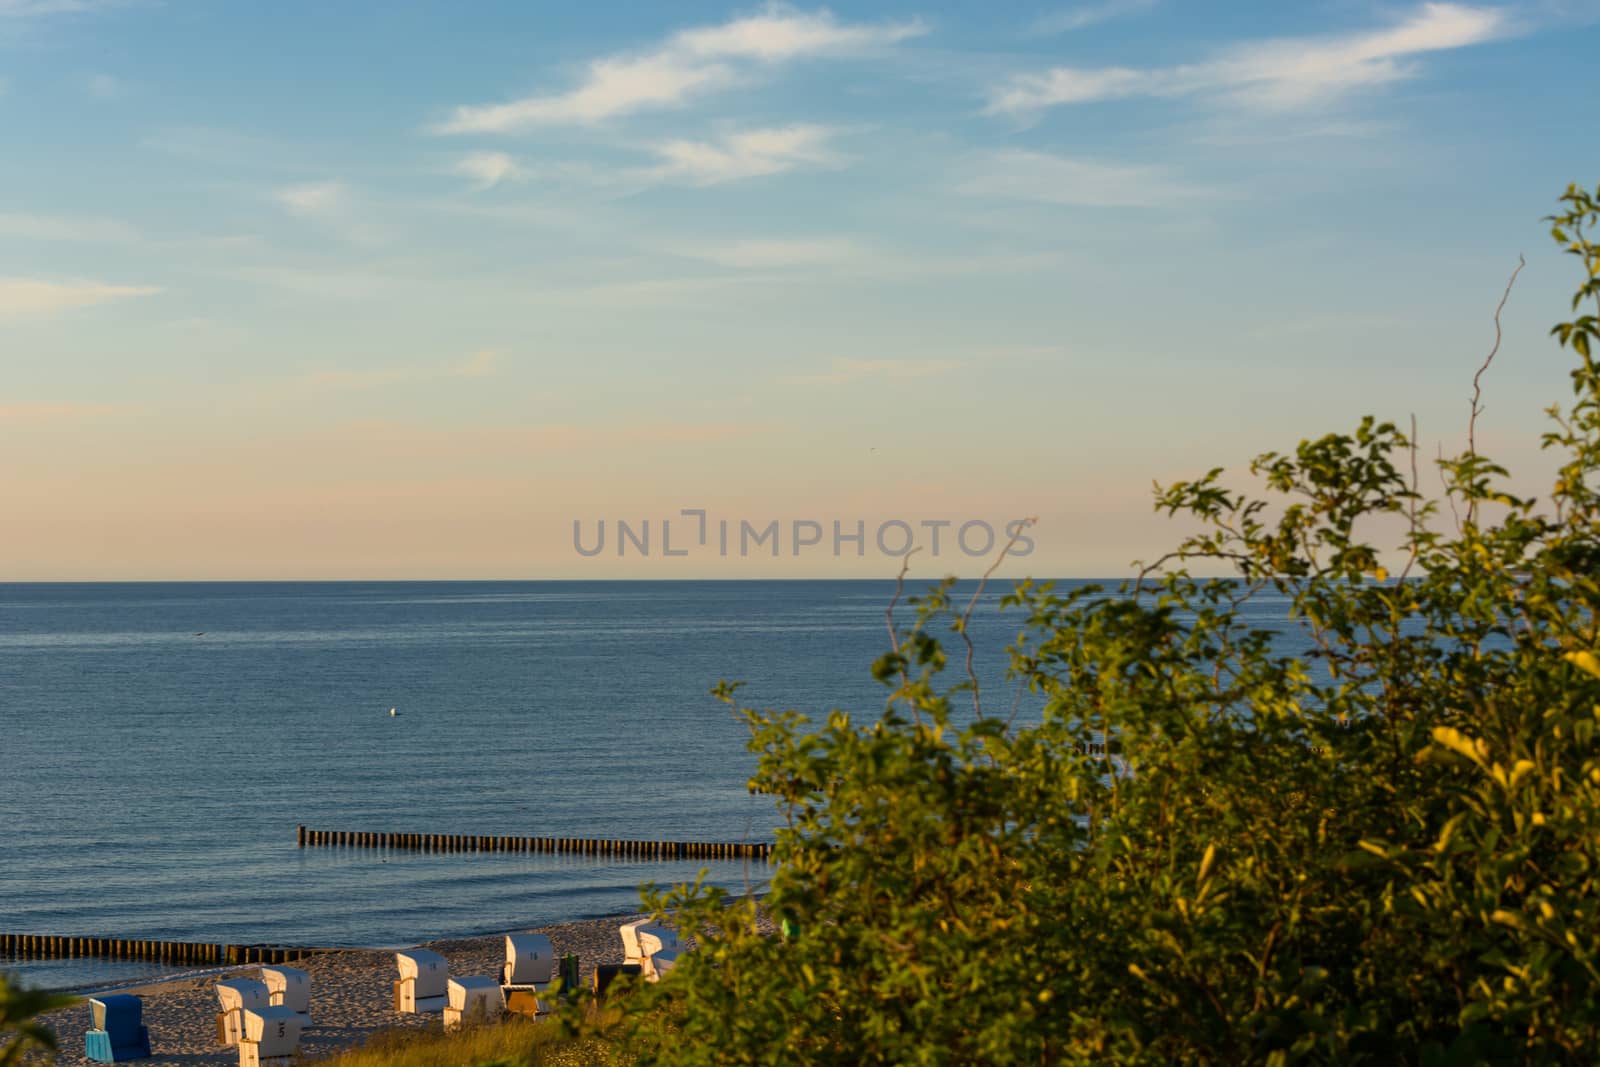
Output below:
[296,825,773,860]
[0,935,319,965]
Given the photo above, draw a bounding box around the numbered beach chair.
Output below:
[84,993,152,1063]
[444,975,503,1032]
[260,964,311,1023]
[500,933,556,1016]
[394,948,449,1013]
[238,1004,303,1067]
[215,978,270,1046]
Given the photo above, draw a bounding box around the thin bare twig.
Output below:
[1468,254,1526,458]
[1464,254,1525,526]
[885,547,923,725]
[959,517,1037,720]
[1004,681,1027,733]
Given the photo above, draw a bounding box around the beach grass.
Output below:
[311,1013,624,1066]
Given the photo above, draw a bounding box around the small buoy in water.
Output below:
[390,707,398,717]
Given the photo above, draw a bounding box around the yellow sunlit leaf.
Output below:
[1565,651,1600,679]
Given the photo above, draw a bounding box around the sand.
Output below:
[30,913,658,1065]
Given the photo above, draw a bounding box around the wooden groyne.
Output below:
[0,935,327,966]
[296,825,773,861]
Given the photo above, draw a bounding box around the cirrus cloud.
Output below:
[434,5,925,133]
[453,151,524,190]
[1030,0,1158,36]
[652,124,838,184]
[988,3,1510,115]
[275,180,346,216]
[0,277,159,319]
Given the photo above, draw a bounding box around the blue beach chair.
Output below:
[84,993,152,1063]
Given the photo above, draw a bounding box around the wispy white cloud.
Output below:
[670,236,1061,280]
[0,277,159,319]
[0,212,138,242]
[989,3,1510,115]
[434,5,925,132]
[652,124,838,184]
[781,357,963,387]
[275,180,347,217]
[453,151,524,190]
[273,181,391,244]
[437,127,840,192]
[959,150,1208,207]
[440,54,732,132]
[1215,2,1510,108]
[989,67,1147,110]
[1030,0,1157,35]
[673,6,926,59]
[302,349,501,390]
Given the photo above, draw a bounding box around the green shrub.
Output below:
[570,183,1600,1065]
[0,975,77,1066]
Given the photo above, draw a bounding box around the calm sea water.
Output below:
[0,580,1057,991]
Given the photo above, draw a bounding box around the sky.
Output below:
[1,0,1596,580]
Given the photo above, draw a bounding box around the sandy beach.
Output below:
[30,913,659,1065]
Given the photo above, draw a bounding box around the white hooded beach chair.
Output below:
[238,1004,303,1067]
[394,948,449,1013]
[215,978,269,1047]
[444,976,503,1032]
[620,921,680,980]
[500,933,556,1016]
[260,965,311,1021]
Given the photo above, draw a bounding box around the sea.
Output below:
[0,579,1066,992]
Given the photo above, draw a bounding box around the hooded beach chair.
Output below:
[215,978,269,1046]
[394,948,449,1013]
[238,1004,303,1067]
[445,975,504,1031]
[84,994,152,1063]
[500,933,556,1016]
[260,964,311,1022]
[620,920,680,979]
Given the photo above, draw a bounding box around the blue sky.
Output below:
[1,0,1596,578]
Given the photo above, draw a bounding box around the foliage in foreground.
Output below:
[546,184,1600,1066]
[0,975,77,1067]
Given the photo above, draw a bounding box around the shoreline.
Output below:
[30,911,667,1066]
